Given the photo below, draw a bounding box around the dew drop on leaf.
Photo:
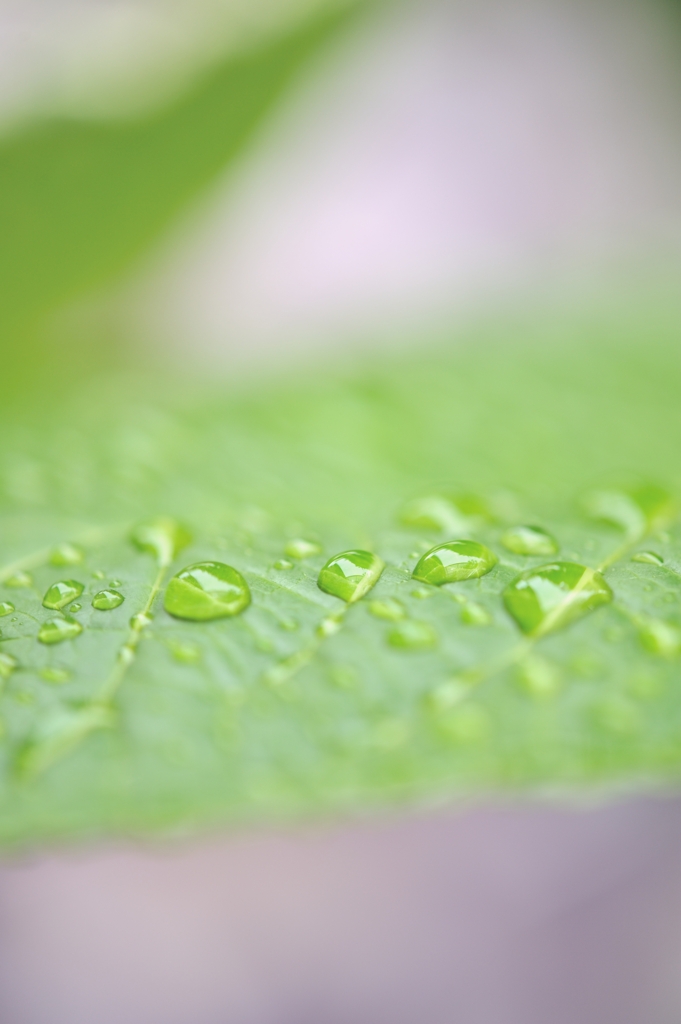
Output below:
[413,541,498,586]
[0,652,18,679]
[50,543,83,567]
[69,603,81,613]
[0,603,14,617]
[164,562,251,621]
[460,602,493,626]
[273,560,293,570]
[131,517,191,565]
[40,667,71,684]
[399,495,469,533]
[317,614,343,637]
[130,612,153,629]
[317,550,384,603]
[411,587,433,599]
[38,617,83,645]
[632,551,664,566]
[516,654,561,697]
[387,620,437,650]
[284,539,322,560]
[42,580,84,611]
[637,618,681,658]
[369,598,406,621]
[5,572,32,588]
[169,641,201,664]
[92,589,124,611]
[427,679,470,712]
[501,525,558,556]
[109,579,122,588]
[503,562,613,636]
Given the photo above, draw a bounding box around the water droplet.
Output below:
[278,616,298,631]
[38,617,83,645]
[273,559,293,570]
[40,667,71,684]
[516,654,561,696]
[501,525,558,557]
[413,541,498,586]
[399,496,469,533]
[130,612,153,630]
[318,550,384,603]
[637,617,681,658]
[42,580,84,611]
[50,543,83,566]
[164,561,251,621]
[369,598,406,621]
[411,587,433,599]
[109,579,122,588]
[427,679,470,712]
[0,602,14,617]
[5,571,32,588]
[169,641,202,664]
[584,484,674,537]
[373,718,409,750]
[284,539,322,560]
[131,517,191,565]
[69,603,82,613]
[92,589,124,611]
[0,652,18,679]
[460,602,493,626]
[388,620,437,650]
[317,614,343,637]
[503,562,612,636]
[118,644,135,666]
[632,551,664,566]
[92,570,105,580]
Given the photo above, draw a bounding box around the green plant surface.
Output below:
[0,306,680,846]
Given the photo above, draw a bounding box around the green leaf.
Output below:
[1,306,681,845]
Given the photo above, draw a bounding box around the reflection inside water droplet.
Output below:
[503,562,612,636]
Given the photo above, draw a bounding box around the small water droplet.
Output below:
[373,718,409,750]
[92,589,124,611]
[69,603,81,613]
[0,602,14,617]
[273,559,293,570]
[284,539,322,560]
[40,667,71,684]
[278,616,299,631]
[632,551,664,566]
[388,620,437,650]
[637,617,681,658]
[318,550,384,603]
[427,679,470,712]
[369,598,406,621]
[411,587,433,599]
[317,614,343,638]
[130,612,153,630]
[169,641,201,664]
[399,495,469,533]
[5,571,32,588]
[0,652,18,679]
[516,654,561,696]
[164,561,251,621]
[118,644,135,665]
[131,517,191,564]
[109,579,122,588]
[503,562,612,636]
[460,602,493,626]
[42,580,84,611]
[501,525,558,556]
[50,543,83,566]
[413,541,498,586]
[38,617,83,645]
[92,570,105,580]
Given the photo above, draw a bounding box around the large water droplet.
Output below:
[632,551,664,566]
[399,495,469,533]
[164,561,251,621]
[413,540,497,586]
[92,589,124,611]
[637,617,681,658]
[0,602,14,617]
[38,617,83,645]
[0,651,18,679]
[5,572,32,588]
[503,562,612,636]
[42,580,84,611]
[50,543,83,566]
[388,620,437,650]
[369,598,406,621]
[284,539,322,560]
[501,525,558,557]
[131,517,191,565]
[317,550,384,603]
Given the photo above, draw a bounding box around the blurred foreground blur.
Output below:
[2,1,681,1022]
